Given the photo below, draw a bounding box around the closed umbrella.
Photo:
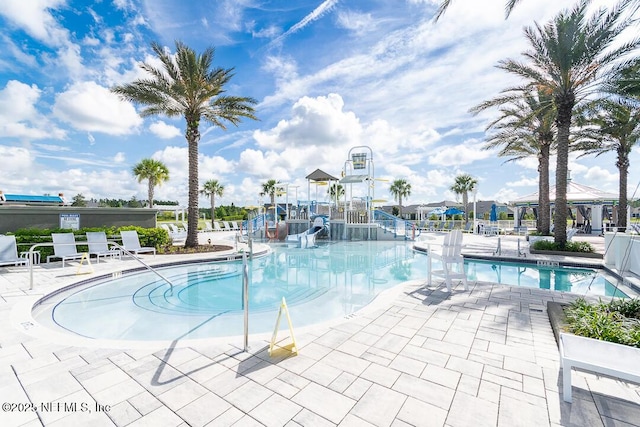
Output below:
[490,204,498,222]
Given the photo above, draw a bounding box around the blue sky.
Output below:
[0,0,637,209]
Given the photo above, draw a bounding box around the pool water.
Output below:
[32,241,626,342]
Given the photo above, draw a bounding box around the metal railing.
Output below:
[27,241,176,292]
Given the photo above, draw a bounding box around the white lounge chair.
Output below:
[428,229,469,292]
[0,235,29,267]
[223,221,232,231]
[213,222,223,232]
[120,230,156,256]
[86,231,121,263]
[47,233,86,267]
[231,221,240,231]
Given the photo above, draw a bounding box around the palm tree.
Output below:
[260,179,282,206]
[200,179,225,228]
[450,174,477,223]
[132,158,170,209]
[574,99,640,231]
[389,179,412,218]
[435,0,524,21]
[327,183,344,200]
[112,41,257,247]
[490,0,639,245]
[472,88,556,234]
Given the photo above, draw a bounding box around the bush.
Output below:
[565,298,640,347]
[531,239,595,253]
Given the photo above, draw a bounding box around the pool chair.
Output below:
[47,233,86,267]
[462,222,473,233]
[86,231,121,263]
[120,230,156,256]
[428,229,469,292]
[223,221,232,231]
[203,222,214,232]
[213,222,223,232]
[0,235,29,267]
[231,221,240,231]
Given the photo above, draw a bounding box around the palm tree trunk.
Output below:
[185,115,200,247]
[554,98,574,246]
[462,192,468,223]
[211,194,215,228]
[539,144,551,234]
[148,180,154,209]
[399,196,403,218]
[618,147,629,231]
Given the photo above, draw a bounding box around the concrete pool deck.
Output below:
[1,232,639,426]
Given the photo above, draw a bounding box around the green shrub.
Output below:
[531,239,595,253]
[565,298,640,347]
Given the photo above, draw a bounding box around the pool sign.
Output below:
[60,213,80,230]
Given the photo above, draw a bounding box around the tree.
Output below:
[472,88,556,234]
[112,41,257,247]
[132,158,170,209]
[327,183,344,200]
[260,179,283,206]
[435,0,524,21]
[389,179,412,218]
[200,179,225,228]
[489,0,639,245]
[71,193,87,207]
[450,174,477,223]
[574,99,640,231]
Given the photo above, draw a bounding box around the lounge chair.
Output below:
[47,233,86,267]
[0,235,29,267]
[223,221,232,231]
[213,222,223,232]
[231,221,240,231]
[462,222,473,233]
[204,222,214,232]
[120,230,156,256]
[428,229,469,292]
[86,231,121,263]
[566,228,578,241]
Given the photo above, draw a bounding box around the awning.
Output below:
[339,174,369,184]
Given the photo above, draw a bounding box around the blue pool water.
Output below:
[32,241,626,342]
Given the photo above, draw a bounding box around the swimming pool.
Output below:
[32,241,626,342]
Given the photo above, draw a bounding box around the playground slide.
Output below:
[287,217,328,248]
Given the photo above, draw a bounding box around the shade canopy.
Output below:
[305,168,339,182]
[512,181,618,206]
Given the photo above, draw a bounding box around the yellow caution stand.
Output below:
[268,297,298,356]
[75,253,94,275]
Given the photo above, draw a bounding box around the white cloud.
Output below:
[268,0,339,48]
[149,121,181,139]
[114,152,126,163]
[0,146,33,173]
[53,81,142,135]
[507,177,539,187]
[584,166,617,183]
[0,80,66,140]
[336,10,375,35]
[427,139,491,167]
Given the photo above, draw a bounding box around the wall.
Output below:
[0,206,157,233]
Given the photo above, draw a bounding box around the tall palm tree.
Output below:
[575,99,640,231]
[472,88,556,234]
[200,179,225,228]
[435,0,524,21]
[260,179,282,206]
[112,41,257,247]
[490,0,639,245]
[389,179,412,218]
[132,158,170,209]
[450,174,477,223]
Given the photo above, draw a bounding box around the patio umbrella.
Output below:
[444,207,464,216]
[490,204,498,222]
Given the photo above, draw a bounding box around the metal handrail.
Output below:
[27,241,176,292]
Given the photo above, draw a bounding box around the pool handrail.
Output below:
[27,241,176,292]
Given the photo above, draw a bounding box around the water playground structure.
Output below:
[244,146,419,243]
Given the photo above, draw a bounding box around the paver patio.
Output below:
[1,232,639,426]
